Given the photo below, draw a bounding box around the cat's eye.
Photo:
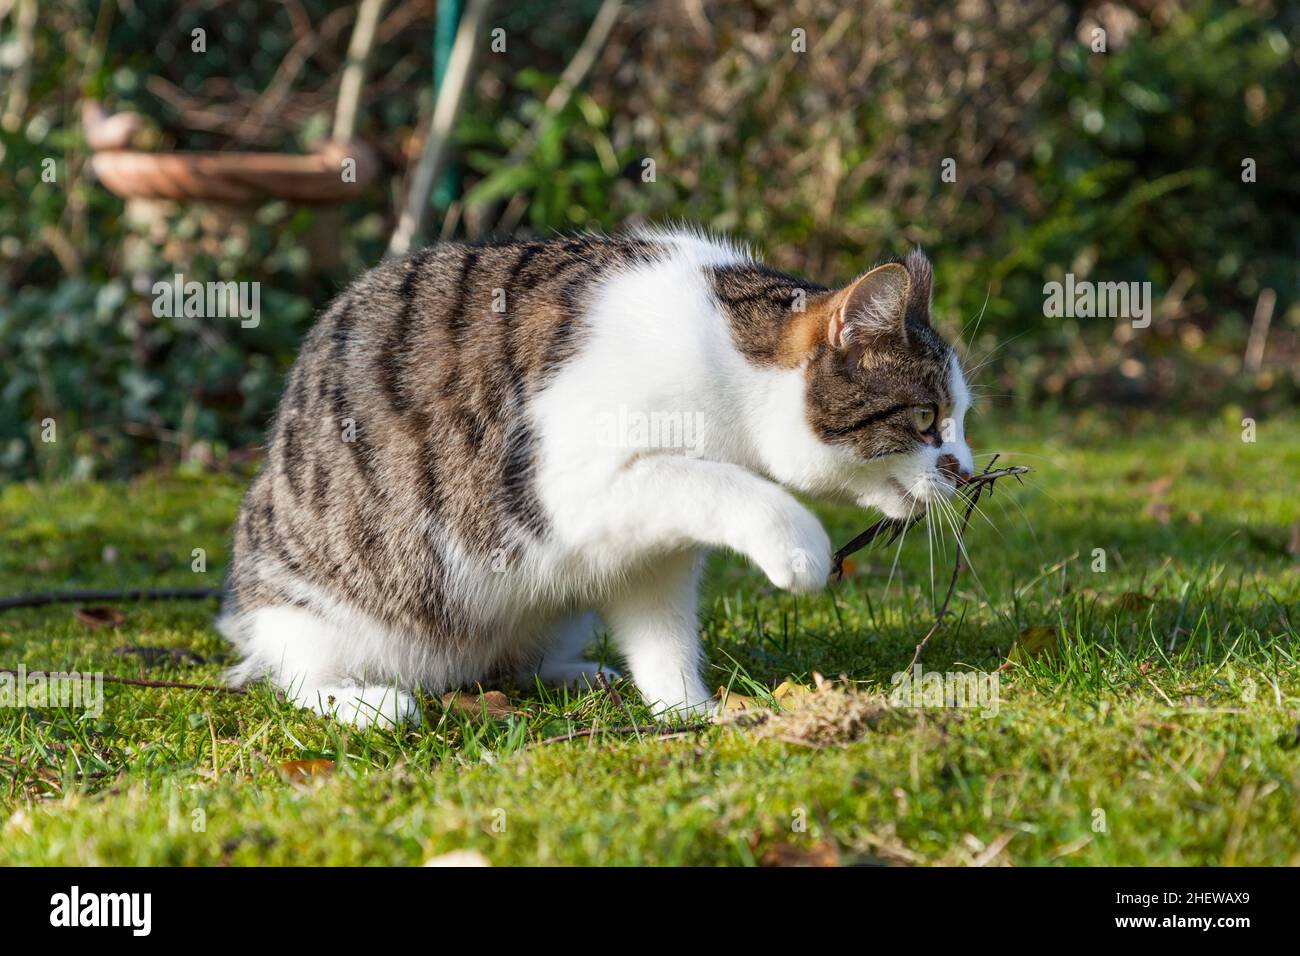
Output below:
[912,405,937,433]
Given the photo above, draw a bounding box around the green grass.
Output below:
[1,410,1297,865]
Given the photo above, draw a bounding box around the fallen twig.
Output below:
[829,514,923,580]
[595,671,644,741]
[831,463,1028,580]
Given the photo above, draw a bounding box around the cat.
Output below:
[217,228,975,727]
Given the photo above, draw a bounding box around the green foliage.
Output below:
[0,0,1296,477]
[0,203,325,479]
[462,73,623,231]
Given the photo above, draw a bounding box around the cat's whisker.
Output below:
[967,453,1065,509]
[979,468,1063,512]
[962,328,1032,380]
[928,496,973,613]
[935,494,987,597]
[933,497,956,604]
[884,497,920,599]
[953,490,1005,542]
[957,285,992,346]
[925,505,936,604]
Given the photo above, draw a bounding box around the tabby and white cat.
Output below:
[218,229,974,727]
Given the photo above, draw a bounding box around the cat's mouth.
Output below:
[887,477,928,515]
[889,473,959,512]
[888,478,916,501]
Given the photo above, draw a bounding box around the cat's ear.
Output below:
[780,260,918,365]
[824,262,911,352]
[902,248,934,325]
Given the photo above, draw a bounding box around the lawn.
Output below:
[1,409,1297,866]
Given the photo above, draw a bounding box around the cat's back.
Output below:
[240,236,684,588]
[283,235,660,423]
[223,229,789,642]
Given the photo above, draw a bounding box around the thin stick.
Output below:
[905,460,1027,669]
[1243,287,1276,373]
[831,465,1028,579]
[830,514,922,580]
[387,0,494,257]
[829,461,1029,667]
[0,587,222,611]
[0,0,35,134]
[332,0,389,143]
[596,671,642,741]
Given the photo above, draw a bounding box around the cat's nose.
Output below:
[937,454,972,484]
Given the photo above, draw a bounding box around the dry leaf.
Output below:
[1111,592,1154,613]
[441,690,513,718]
[1144,475,1175,496]
[717,687,760,713]
[772,679,813,707]
[1010,626,1059,662]
[278,758,335,781]
[761,841,841,867]
[1143,474,1175,525]
[74,607,125,630]
[1144,501,1172,524]
[4,809,32,837]
[719,680,812,714]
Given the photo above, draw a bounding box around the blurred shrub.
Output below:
[0,0,1295,478]
[561,0,1297,402]
[0,0,615,477]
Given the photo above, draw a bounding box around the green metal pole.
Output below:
[432,0,464,210]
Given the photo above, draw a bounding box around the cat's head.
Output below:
[786,250,974,519]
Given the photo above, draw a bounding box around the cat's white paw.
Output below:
[302,684,422,730]
[536,660,622,689]
[748,499,832,594]
[636,676,718,721]
[654,695,720,722]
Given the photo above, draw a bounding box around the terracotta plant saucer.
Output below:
[83,102,379,205]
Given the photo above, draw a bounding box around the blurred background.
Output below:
[1,0,1296,480]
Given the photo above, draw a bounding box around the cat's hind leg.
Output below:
[221,604,421,730]
[519,610,621,690]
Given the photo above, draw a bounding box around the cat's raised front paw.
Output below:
[749,503,832,594]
